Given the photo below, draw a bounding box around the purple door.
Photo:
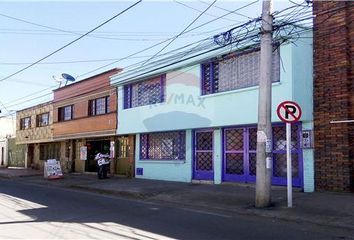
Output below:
[223,127,257,182]
[272,123,303,187]
[193,130,214,180]
[223,124,303,187]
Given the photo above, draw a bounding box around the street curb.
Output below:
[67,184,354,232]
[4,177,354,232]
[0,174,42,179]
[69,185,147,199]
[0,174,11,179]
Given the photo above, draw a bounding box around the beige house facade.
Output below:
[16,101,60,170]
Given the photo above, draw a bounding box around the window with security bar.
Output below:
[140,131,185,160]
[201,48,280,95]
[124,75,165,109]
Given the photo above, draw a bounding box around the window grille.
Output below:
[202,48,280,95]
[124,75,165,109]
[140,131,185,160]
[195,131,213,171]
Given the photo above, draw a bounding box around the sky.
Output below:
[0,0,297,116]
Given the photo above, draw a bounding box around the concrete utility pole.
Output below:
[256,0,273,208]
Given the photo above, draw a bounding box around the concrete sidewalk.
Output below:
[0,167,42,178]
[1,168,353,231]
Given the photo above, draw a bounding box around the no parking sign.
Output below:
[276,101,302,208]
[276,101,302,123]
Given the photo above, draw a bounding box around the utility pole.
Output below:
[256,0,273,208]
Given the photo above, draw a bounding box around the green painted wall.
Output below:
[7,138,26,167]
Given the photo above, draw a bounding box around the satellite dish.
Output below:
[62,73,75,82]
[53,73,76,87]
[62,73,75,86]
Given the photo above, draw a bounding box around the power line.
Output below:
[0,75,53,87]
[2,85,57,106]
[77,0,259,79]
[199,0,255,20]
[173,0,239,23]
[141,0,217,67]
[0,0,318,113]
[110,2,315,83]
[0,55,161,66]
[0,30,168,41]
[5,92,53,109]
[0,27,235,37]
[0,0,142,83]
[0,64,202,118]
[0,9,154,42]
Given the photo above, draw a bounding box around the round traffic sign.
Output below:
[276,101,302,123]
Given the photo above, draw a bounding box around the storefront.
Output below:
[85,139,111,172]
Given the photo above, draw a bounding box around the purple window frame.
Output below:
[139,131,186,161]
[201,47,280,96]
[201,61,217,95]
[123,74,165,109]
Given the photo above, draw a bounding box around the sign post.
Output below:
[276,101,302,208]
[286,122,292,207]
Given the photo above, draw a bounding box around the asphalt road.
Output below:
[0,179,353,240]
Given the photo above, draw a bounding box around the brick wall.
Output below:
[53,87,117,139]
[314,1,354,191]
[53,70,118,139]
[53,68,120,102]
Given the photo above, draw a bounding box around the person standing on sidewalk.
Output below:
[95,152,110,179]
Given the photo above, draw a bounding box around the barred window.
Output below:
[39,143,61,160]
[89,96,110,116]
[20,117,31,130]
[124,75,165,109]
[201,48,280,95]
[58,105,73,121]
[140,131,185,160]
[36,112,49,127]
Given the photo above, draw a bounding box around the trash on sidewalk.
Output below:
[44,159,63,180]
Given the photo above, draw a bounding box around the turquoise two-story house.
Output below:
[110,28,314,192]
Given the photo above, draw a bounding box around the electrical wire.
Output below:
[4,0,347,115]
[0,0,142,83]
[76,0,259,79]
[173,0,239,23]
[0,10,164,42]
[140,0,217,67]
[199,0,256,20]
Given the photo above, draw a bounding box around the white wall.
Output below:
[0,116,16,138]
